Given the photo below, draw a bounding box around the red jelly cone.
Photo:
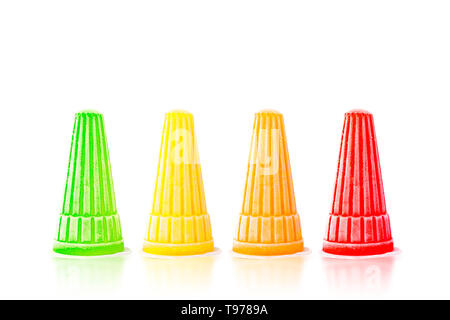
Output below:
[323,110,394,256]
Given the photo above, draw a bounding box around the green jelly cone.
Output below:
[54,111,124,256]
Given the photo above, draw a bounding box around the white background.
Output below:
[0,0,449,299]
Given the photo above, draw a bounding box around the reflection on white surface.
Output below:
[53,255,126,292]
[142,255,216,294]
[323,255,395,292]
[232,256,305,292]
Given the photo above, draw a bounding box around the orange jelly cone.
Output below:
[143,110,214,256]
[323,110,394,256]
[233,110,304,256]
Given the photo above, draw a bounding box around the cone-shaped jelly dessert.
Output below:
[143,110,214,256]
[233,110,304,256]
[323,110,394,256]
[53,111,124,256]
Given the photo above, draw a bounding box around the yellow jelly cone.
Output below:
[233,110,304,256]
[143,110,214,255]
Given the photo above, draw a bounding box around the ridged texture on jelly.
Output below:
[325,111,392,244]
[234,110,303,243]
[145,111,213,244]
[55,112,123,244]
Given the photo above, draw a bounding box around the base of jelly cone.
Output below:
[143,240,214,256]
[323,239,394,256]
[53,240,124,256]
[233,240,304,256]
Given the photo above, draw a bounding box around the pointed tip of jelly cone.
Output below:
[77,109,102,115]
[257,109,281,115]
[166,109,193,117]
[346,109,372,115]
